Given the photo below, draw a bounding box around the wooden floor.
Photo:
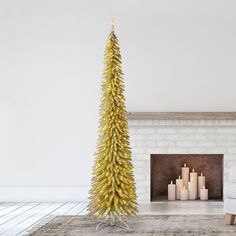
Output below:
[0,201,224,235]
[0,202,88,236]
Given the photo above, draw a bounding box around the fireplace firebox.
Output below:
[151,154,224,201]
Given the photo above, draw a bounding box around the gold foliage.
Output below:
[88,27,138,220]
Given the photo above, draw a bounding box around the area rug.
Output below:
[28,215,236,236]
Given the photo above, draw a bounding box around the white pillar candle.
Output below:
[180,186,189,201]
[181,163,189,189]
[188,179,196,200]
[190,168,197,199]
[168,181,176,201]
[176,176,184,200]
[198,173,205,198]
[200,186,208,200]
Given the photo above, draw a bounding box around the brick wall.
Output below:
[128,119,236,202]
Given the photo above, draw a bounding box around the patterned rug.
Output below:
[28,215,236,236]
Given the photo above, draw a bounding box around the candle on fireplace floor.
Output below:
[182,163,189,189]
[190,168,197,199]
[168,181,176,200]
[200,186,208,200]
[188,179,196,200]
[198,172,205,198]
[180,186,188,200]
[176,176,183,200]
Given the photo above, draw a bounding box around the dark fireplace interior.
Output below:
[151,154,224,201]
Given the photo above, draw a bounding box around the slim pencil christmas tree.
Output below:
[89,23,137,222]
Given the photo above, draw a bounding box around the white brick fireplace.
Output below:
[128,119,236,203]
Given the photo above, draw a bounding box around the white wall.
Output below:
[0,0,236,201]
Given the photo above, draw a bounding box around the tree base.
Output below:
[96,217,129,231]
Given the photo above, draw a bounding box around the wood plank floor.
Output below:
[0,201,224,235]
[0,202,88,236]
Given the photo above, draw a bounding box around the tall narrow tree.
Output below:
[89,24,137,221]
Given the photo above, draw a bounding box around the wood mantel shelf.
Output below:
[127,112,236,120]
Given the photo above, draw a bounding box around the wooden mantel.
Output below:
[127,112,236,120]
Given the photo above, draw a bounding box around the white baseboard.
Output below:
[0,186,89,202]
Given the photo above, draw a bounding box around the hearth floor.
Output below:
[138,201,224,215]
[0,201,223,235]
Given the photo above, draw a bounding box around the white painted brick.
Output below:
[136,180,148,187]
[226,160,236,168]
[152,120,166,126]
[217,127,236,134]
[129,128,136,134]
[179,120,192,125]
[135,169,148,176]
[166,147,186,154]
[185,147,207,153]
[130,140,136,148]
[134,161,146,168]
[176,141,196,147]
[156,127,177,134]
[205,147,226,154]
[132,147,146,154]
[227,135,236,140]
[136,187,147,194]
[166,134,186,140]
[178,128,196,134]
[166,120,180,125]
[187,120,194,125]
[219,120,233,126]
[197,141,216,147]
[131,120,146,126]
[130,134,146,141]
[145,120,153,126]
[146,147,166,154]
[135,154,148,160]
[135,175,146,181]
[137,195,150,202]
[186,134,206,140]
[191,120,201,126]
[156,141,175,147]
[200,120,207,125]
[147,134,166,141]
[128,120,134,126]
[217,141,236,147]
[137,128,155,134]
[207,134,227,140]
[227,147,236,154]
[197,127,216,134]
[206,120,220,126]
[223,154,236,160]
[135,140,156,147]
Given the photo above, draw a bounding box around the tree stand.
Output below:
[96,217,129,231]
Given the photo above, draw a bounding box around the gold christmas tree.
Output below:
[89,24,137,221]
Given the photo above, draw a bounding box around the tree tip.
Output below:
[111,19,115,31]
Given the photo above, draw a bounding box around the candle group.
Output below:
[167,163,208,201]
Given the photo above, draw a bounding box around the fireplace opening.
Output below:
[150,154,224,201]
